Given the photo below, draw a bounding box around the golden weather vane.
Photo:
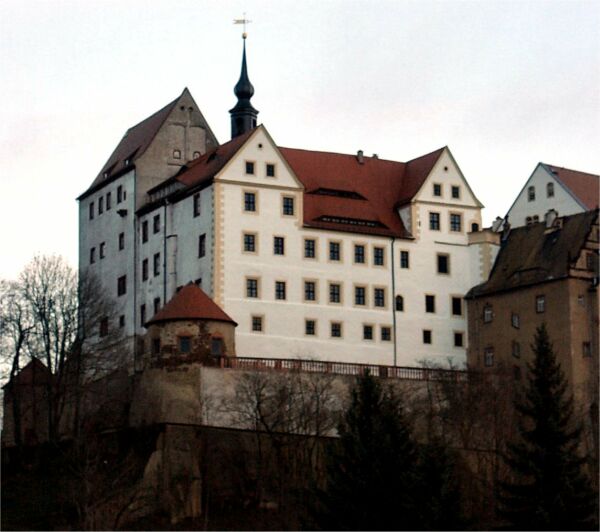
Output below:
[233,13,252,39]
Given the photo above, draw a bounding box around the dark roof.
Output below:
[466,210,598,298]
[542,163,599,210]
[2,358,52,389]
[146,283,237,326]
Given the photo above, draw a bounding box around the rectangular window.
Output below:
[450,213,462,232]
[437,254,449,274]
[153,253,160,276]
[266,163,276,177]
[142,259,148,281]
[89,202,94,220]
[373,247,385,266]
[304,239,316,259]
[180,336,191,353]
[354,244,365,264]
[119,232,125,251]
[117,185,123,203]
[583,342,591,358]
[211,338,224,356]
[329,283,341,303]
[451,185,460,199]
[282,196,295,216]
[454,332,464,347]
[153,297,160,315]
[117,275,126,296]
[193,193,201,217]
[119,315,125,328]
[305,319,316,336]
[400,250,409,269]
[106,192,112,210]
[99,242,105,259]
[275,281,287,300]
[99,317,108,337]
[513,365,522,381]
[98,196,104,214]
[355,286,366,306]
[274,236,285,255]
[243,233,256,253]
[374,288,385,308]
[252,315,263,332]
[433,183,442,197]
[363,325,373,340]
[429,212,440,231]
[536,295,546,313]
[329,241,341,261]
[381,326,392,342]
[142,221,148,243]
[152,338,161,355]
[423,330,432,344]
[331,322,342,338]
[198,234,206,257]
[511,313,520,329]
[140,304,146,327]
[483,305,493,323]
[452,297,462,316]
[512,341,521,358]
[153,214,160,234]
[244,192,256,212]
[90,247,96,264]
[528,186,535,202]
[484,347,494,367]
[246,278,259,298]
[246,161,255,175]
[304,281,316,301]
[425,295,436,313]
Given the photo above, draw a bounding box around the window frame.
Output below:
[193,193,201,217]
[437,253,450,275]
[363,324,374,341]
[353,243,366,265]
[328,240,342,262]
[153,253,161,277]
[304,279,318,303]
[266,163,276,178]
[373,286,386,309]
[304,238,317,260]
[246,277,260,299]
[449,212,462,233]
[251,315,264,333]
[372,246,385,267]
[153,214,160,234]
[451,185,460,199]
[328,282,342,304]
[429,212,441,231]
[423,329,432,344]
[282,195,295,216]
[243,190,258,213]
[354,285,367,307]
[400,250,410,269]
[330,321,343,339]
[305,319,316,336]
[273,236,285,256]
[117,275,127,297]
[535,295,546,313]
[381,326,392,342]
[274,280,287,301]
[242,232,257,254]
[245,160,255,175]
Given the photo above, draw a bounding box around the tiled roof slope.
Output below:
[543,164,599,210]
[146,283,237,326]
[466,210,598,298]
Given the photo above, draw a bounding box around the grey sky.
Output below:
[1,0,598,279]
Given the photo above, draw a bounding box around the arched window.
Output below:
[471,222,479,232]
[395,295,404,312]
[527,186,535,202]
[546,182,554,198]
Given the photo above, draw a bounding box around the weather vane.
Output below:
[233,13,251,39]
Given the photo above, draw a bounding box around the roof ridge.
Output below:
[279,146,401,164]
[124,94,180,135]
[405,146,446,164]
[542,162,599,178]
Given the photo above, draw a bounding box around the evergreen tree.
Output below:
[499,324,598,530]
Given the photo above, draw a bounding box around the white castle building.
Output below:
[78,38,498,368]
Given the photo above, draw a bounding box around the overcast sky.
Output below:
[1,0,598,280]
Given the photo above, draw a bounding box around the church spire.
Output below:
[229,34,259,139]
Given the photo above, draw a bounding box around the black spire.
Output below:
[230,36,259,139]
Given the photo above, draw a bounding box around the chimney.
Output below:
[372,153,378,159]
[356,150,364,164]
[545,208,558,228]
[501,216,511,242]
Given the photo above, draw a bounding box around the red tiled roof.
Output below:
[545,164,599,210]
[146,283,237,326]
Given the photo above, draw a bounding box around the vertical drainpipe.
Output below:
[391,236,397,366]
[163,200,168,305]
[133,171,138,371]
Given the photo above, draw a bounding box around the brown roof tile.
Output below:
[544,164,599,210]
[146,283,237,326]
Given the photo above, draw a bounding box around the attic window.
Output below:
[317,215,384,228]
[546,182,554,198]
[173,149,181,159]
[103,171,109,179]
[528,186,536,202]
[193,151,201,159]
[312,188,366,200]
[124,158,130,166]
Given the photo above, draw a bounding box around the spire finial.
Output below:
[233,13,251,39]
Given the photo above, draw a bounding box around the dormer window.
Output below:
[103,171,109,179]
[173,149,181,159]
[124,158,130,166]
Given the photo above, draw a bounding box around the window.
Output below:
[363,325,373,340]
[331,322,342,338]
[152,338,161,355]
[245,161,255,174]
[119,232,125,251]
[282,196,294,216]
[266,163,275,177]
[355,286,366,306]
[583,342,591,358]
[437,254,449,274]
[533,215,539,222]
[193,193,201,217]
[153,214,160,234]
[140,304,146,327]
[153,297,160,315]
[246,278,259,298]
[528,186,535,201]
[89,202,94,220]
[433,183,442,197]
[117,185,123,203]
[454,332,464,347]
[374,288,385,308]
[198,234,206,258]
[423,330,432,344]
[99,242,106,259]
[483,305,493,323]
[275,281,287,300]
[252,315,263,332]
[451,185,460,199]
[90,247,96,264]
[193,151,201,159]
[244,192,256,212]
[150,253,160,277]
[381,326,392,342]
[305,319,316,336]
[243,233,256,253]
[450,213,462,232]
[98,196,104,214]
[354,244,365,264]
[536,295,546,313]
[425,295,436,313]
[119,315,125,328]
[586,252,598,272]
[117,275,126,296]
[329,241,341,261]
[511,313,520,329]
[484,347,494,367]
[526,216,532,225]
[173,149,181,159]
[195,278,202,287]
[211,338,224,356]
[400,250,410,269]
[274,236,285,255]
[512,341,521,358]
[142,221,148,243]
[452,297,462,316]
[546,182,554,198]
[429,212,440,230]
[471,223,480,232]
[395,295,404,311]
[180,337,191,353]
[304,239,316,259]
[304,281,316,301]
[373,247,385,266]
[106,192,112,210]
[329,283,341,303]
[142,259,148,281]
[99,317,108,337]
